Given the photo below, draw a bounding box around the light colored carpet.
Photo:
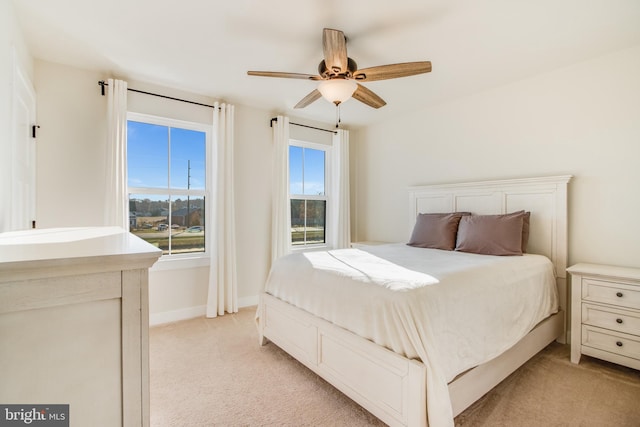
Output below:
[150,307,640,426]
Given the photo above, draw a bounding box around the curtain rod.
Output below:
[270,117,337,134]
[98,80,219,109]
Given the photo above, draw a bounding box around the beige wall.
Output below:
[24,36,640,321]
[32,60,280,321]
[351,45,640,268]
[34,60,108,227]
[31,59,339,322]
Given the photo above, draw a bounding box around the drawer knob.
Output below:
[616,318,623,324]
[616,292,624,298]
[616,341,623,347]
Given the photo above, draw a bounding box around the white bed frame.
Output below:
[258,175,572,427]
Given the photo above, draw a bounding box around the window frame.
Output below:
[289,138,332,251]
[127,111,211,262]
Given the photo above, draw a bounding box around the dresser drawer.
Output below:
[582,303,640,335]
[582,325,640,361]
[582,278,640,310]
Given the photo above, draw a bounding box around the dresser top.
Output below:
[0,227,162,280]
[567,263,640,281]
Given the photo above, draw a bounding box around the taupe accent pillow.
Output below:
[521,211,530,253]
[495,210,531,252]
[407,213,468,251]
[455,212,525,256]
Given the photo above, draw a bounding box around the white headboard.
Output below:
[408,175,572,314]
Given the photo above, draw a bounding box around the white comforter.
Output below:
[264,244,558,427]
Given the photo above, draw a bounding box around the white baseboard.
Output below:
[238,295,259,308]
[149,295,259,326]
[149,305,206,326]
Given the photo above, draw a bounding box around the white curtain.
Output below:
[271,116,291,262]
[206,102,238,318]
[104,79,128,229]
[330,129,351,248]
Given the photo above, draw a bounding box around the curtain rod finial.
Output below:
[98,80,106,96]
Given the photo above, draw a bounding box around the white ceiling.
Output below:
[12,0,640,127]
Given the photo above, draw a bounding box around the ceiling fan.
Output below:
[247,28,432,110]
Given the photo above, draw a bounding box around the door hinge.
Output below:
[32,220,36,229]
[32,125,40,138]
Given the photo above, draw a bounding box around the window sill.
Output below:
[150,254,210,272]
[291,244,332,253]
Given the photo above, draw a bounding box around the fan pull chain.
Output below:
[335,104,341,129]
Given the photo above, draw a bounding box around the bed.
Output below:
[257,175,571,427]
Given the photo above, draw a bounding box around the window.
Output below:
[289,140,330,247]
[127,113,210,256]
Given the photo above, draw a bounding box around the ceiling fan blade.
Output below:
[322,28,348,74]
[353,61,432,82]
[247,71,322,80]
[352,84,386,109]
[294,89,322,109]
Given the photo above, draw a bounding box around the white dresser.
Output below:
[0,227,161,426]
[568,263,640,370]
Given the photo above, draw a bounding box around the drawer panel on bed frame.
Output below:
[262,299,318,366]
[260,294,427,427]
[317,325,415,423]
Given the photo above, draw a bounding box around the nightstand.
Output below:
[568,263,640,370]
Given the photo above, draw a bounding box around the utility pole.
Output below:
[186,160,191,228]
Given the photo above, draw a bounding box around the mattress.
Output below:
[263,243,558,425]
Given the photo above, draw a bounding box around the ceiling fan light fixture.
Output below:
[247,29,431,111]
[318,79,357,105]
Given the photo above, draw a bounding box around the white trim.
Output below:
[150,254,209,271]
[408,175,571,278]
[9,46,37,232]
[238,294,259,308]
[289,138,333,249]
[289,138,331,151]
[126,112,211,259]
[128,188,206,197]
[127,111,211,132]
[149,305,206,326]
[290,243,330,253]
[148,296,258,326]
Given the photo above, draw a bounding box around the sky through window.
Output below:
[127,121,206,198]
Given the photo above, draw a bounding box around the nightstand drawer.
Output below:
[582,303,640,335]
[582,325,640,361]
[582,278,640,310]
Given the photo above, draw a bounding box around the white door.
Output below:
[11,59,37,230]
